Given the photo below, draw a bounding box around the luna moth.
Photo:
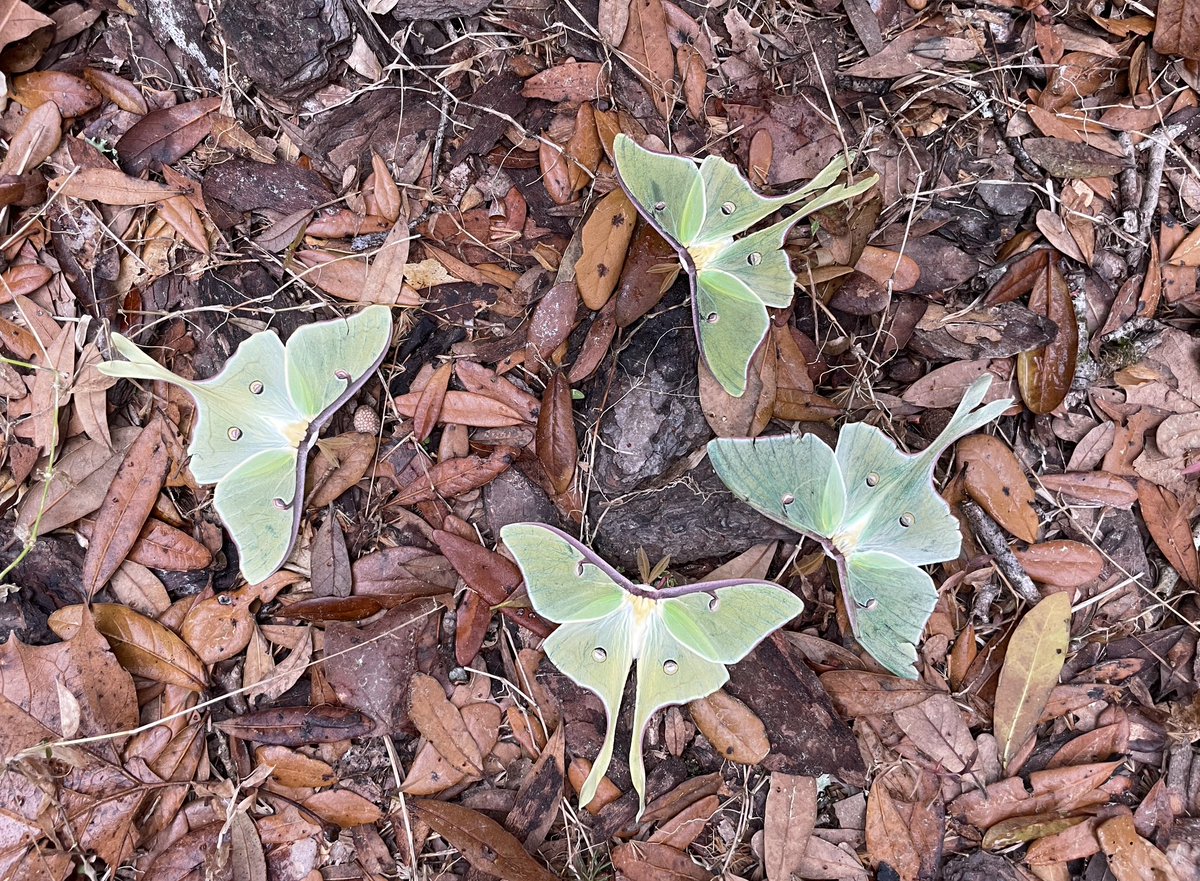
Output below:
[501,522,803,816]
[612,133,878,398]
[97,305,393,584]
[708,375,1012,679]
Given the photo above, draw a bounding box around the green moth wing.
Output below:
[612,133,878,398]
[541,613,636,811]
[501,522,802,816]
[286,304,395,420]
[840,550,938,679]
[212,448,301,585]
[627,615,729,810]
[99,305,393,582]
[612,134,706,246]
[708,432,847,539]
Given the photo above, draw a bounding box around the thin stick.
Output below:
[963,500,1041,609]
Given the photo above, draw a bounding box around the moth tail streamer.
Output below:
[97,333,195,390]
[923,374,1014,463]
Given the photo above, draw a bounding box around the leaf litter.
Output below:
[0,1,1197,880]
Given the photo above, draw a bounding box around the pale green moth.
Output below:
[612,133,878,398]
[97,305,393,584]
[708,375,1012,679]
[500,522,803,817]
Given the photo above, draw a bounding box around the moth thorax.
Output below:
[629,593,658,625]
[831,523,864,557]
[689,239,728,271]
[281,419,310,447]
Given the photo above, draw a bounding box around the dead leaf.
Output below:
[1154,0,1200,60]
[1097,812,1182,881]
[536,370,577,495]
[576,188,638,310]
[413,361,453,442]
[1136,480,1200,588]
[216,704,375,745]
[116,96,221,174]
[393,389,527,428]
[1013,541,1106,588]
[619,0,676,120]
[866,769,944,881]
[522,61,609,102]
[411,799,558,881]
[764,773,817,881]
[9,70,100,116]
[408,673,483,775]
[688,689,770,764]
[52,167,181,206]
[611,841,710,881]
[48,603,208,692]
[1018,255,1078,414]
[82,419,169,597]
[958,434,1040,543]
[993,592,1072,773]
[0,99,61,175]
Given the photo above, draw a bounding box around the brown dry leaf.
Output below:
[0,99,61,175]
[412,799,558,881]
[393,388,527,428]
[1018,254,1078,414]
[0,1,53,58]
[599,0,632,45]
[16,429,137,537]
[455,362,541,422]
[536,370,578,495]
[10,70,101,116]
[539,137,574,206]
[435,529,551,636]
[522,61,609,102]
[677,42,707,122]
[311,514,352,599]
[569,297,618,384]
[52,167,181,205]
[576,188,638,310]
[413,361,453,442]
[157,194,210,254]
[1154,0,1200,61]
[993,592,1072,773]
[614,220,679,327]
[619,0,676,120]
[844,28,978,78]
[182,578,289,664]
[408,673,483,775]
[611,841,710,881]
[217,704,375,745]
[82,68,147,114]
[307,431,378,509]
[894,694,977,774]
[957,434,1039,543]
[764,773,817,881]
[854,245,920,291]
[256,745,338,788]
[1097,812,1181,881]
[1040,471,1138,507]
[82,419,169,597]
[115,96,221,173]
[363,218,412,305]
[866,769,944,881]
[402,702,502,795]
[367,152,401,222]
[296,250,421,306]
[303,788,383,828]
[48,603,208,692]
[902,360,1007,409]
[647,793,718,850]
[526,280,580,364]
[28,321,73,455]
[1136,480,1200,588]
[391,447,517,507]
[1013,541,1105,588]
[688,689,770,764]
[72,343,114,447]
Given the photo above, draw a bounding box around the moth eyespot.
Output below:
[865,473,880,487]
[334,369,351,381]
[708,596,721,612]
[653,201,666,211]
[227,427,242,441]
[592,647,608,663]
[781,494,795,506]
[663,659,679,675]
[705,312,720,324]
[747,252,762,266]
[249,381,264,395]
[863,598,879,611]
[217,594,233,606]
[899,512,915,528]
[575,561,586,577]
[272,498,289,510]
[721,201,736,215]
